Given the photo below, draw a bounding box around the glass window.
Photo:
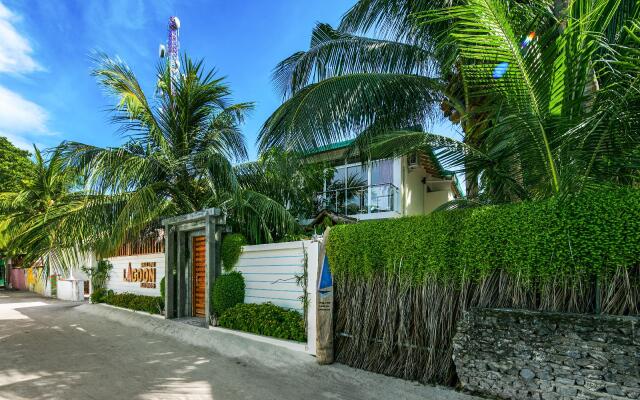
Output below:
[327,167,346,190]
[371,159,393,185]
[347,165,368,188]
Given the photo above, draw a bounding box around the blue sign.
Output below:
[318,255,332,291]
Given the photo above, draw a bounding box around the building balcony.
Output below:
[315,183,400,218]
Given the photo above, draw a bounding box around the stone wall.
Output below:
[453,308,639,400]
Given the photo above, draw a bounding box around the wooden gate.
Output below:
[192,236,206,317]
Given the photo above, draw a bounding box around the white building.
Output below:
[308,140,462,220]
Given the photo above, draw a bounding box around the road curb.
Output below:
[76,303,314,369]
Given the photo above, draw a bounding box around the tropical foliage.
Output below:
[0,138,34,253]
[218,302,306,342]
[101,290,164,314]
[82,259,113,298]
[235,148,329,220]
[59,54,298,250]
[221,233,247,272]
[0,53,302,271]
[0,137,34,194]
[211,271,245,316]
[0,146,102,269]
[260,0,640,202]
[327,187,640,384]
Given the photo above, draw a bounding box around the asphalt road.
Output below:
[0,290,479,400]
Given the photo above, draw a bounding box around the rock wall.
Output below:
[453,308,639,400]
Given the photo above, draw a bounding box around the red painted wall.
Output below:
[10,268,26,290]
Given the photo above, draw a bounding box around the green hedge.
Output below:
[327,188,640,284]
[212,271,245,316]
[160,277,166,301]
[90,287,107,304]
[102,291,164,314]
[218,303,306,342]
[221,233,246,272]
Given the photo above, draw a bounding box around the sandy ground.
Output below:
[0,290,480,400]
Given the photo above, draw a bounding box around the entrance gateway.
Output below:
[162,208,227,327]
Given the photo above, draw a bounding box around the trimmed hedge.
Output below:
[160,277,165,300]
[218,302,306,342]
[327,188,640,284]
[221,233,246,272]
[102,291,164,314]
[212,271,245,316]
[90,287,107,304]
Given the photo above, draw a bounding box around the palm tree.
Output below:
[63,54,297,247]
[417,0,640,199]
[0,146,98,271]
[259,0,639,202]
[234,148,330,221]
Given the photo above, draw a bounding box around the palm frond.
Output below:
[259,73,443,153]
[274,23,434,98]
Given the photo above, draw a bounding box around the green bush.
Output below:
[212,271,245,316]
[218,303,306,342]
[83,259,113,296]
[327,187,640,285]
[159,277,165,300]
[103,292,164,314]
[221,233,246,272]
[90,287,106,303]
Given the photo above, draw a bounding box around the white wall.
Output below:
[305,240,319,355]
[236,241,310,313]
[105,253,165,297]
[235,239,320,354]
[57,279,84,301]
[404,163,428,216]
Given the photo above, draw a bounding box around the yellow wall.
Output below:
[402,156,456,216]
[424,190,452,214]
[404,164,427,216]
[26,266,48,295]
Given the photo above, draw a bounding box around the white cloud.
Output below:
[0,85,49,134]
[0,3,53,150]
[0,2,43,74]
[0,85,55,150]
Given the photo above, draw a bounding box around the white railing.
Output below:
[315,183,400,216]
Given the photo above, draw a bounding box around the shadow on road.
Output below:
[0,290,477,400]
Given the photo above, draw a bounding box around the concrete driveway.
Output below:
[0,290,480,400]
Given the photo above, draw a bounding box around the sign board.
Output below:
[123,261,157,288]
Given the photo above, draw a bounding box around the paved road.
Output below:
[0,290,479,400]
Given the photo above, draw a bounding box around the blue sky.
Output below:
[0,0,460,161]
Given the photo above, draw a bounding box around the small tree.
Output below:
[82,259,113,303]
[211,271,245,317]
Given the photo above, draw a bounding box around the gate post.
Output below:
[316,228,334,364]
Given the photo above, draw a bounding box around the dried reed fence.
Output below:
[328,188,640,384]
[333,266,640,385]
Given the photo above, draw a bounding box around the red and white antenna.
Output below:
[159,16,180,95]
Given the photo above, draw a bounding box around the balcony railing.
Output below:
[315,183,400,216]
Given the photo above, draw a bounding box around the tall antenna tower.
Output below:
[159,16,180,95]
